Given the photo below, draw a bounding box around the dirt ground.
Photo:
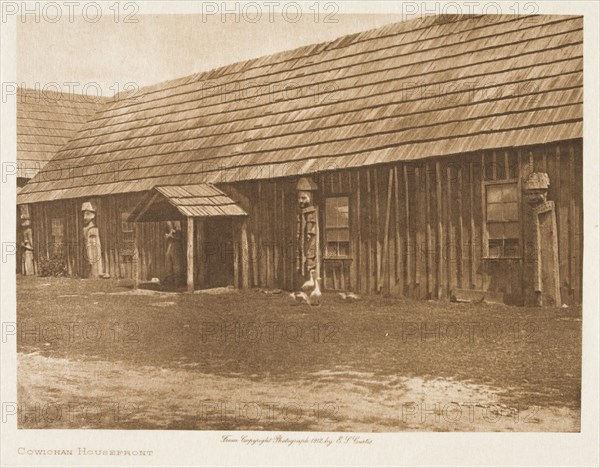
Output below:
[16,276,582,431]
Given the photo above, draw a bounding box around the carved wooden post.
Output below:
[524,172,561,306]
[81,201,103,279]
[296,176,319,281]
[20,209,35,276]
[187,217,194,292]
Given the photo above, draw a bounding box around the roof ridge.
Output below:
[116,14,480,102]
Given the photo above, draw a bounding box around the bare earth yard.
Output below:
[17,276,581,431]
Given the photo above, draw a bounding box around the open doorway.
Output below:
[202,218,234,288]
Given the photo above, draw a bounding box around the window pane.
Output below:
[504,239,519,257]
[326,227,349,242]
[502,202,519,221]
[488,239,502,258]
[502,185,518,202]
[488,222,505,239]
[326,242,338,257]
[487,204,504,222]
[487,185,504,203]
[338,242,350,257]
[504,222,520,238]
[325,197,349,228]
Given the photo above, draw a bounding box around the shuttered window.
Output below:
[484,182,520,258]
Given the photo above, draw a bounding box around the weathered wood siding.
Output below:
[224,140,582,304]
[27,139,583,305]
[30,193,173,281]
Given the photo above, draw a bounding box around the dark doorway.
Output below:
[203,218,234,288]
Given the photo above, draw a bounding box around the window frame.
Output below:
[482,178,522,260]
[120,210,135,244]
[323,195,352,260]
[50,217,65,256]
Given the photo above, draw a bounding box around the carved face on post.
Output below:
[524,172,550,206]
[81,201,96,226]
[297,191,312,209]
[83,210,96,225]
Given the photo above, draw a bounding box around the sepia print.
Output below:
[2,2,596,465]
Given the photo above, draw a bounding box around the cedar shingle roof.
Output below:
[18,14,583,204]
[129,184,248,222]
[17,88,109,179]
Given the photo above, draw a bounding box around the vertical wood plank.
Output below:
[414,166,422,290]
[425,162,433,297]
[366,170,373,293]
[240,219,249,289]
[186,216,194,292]
[394,166,403,294]
[446,165,455,294]
[382,168,393,295]
[233,221,240,289]
[517,150,528,302]
[568,143,577,300]
[197,219,205,289]
[480,153,491,291]
[457,163,464,289]
[403,165,412,293]
[356,171,363,293]
[469,161,476,288]
[374,169,382,292]
[435,161,443,298]
[281,183,288,289]
[350,171,358,291]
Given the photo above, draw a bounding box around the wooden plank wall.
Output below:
[30,192,170,282]
[26,139,583,304]
[312,139,583,304]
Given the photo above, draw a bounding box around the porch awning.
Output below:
[128,184,247,222]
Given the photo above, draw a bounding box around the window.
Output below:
[121,212,134,243]
[484,182,520,258]
[324,197,350,258]
[50,217,64,255]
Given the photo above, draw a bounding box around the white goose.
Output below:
[301,269,316,294]
[307,270,322,306]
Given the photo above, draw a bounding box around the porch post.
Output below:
[241,219,249,289]
[187,216,195,292]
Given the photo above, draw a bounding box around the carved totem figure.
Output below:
[165,220,184,285]
[82,202,104,278]
[524,172,561,307]
[20,214,35,275]
[296,177,319,278]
